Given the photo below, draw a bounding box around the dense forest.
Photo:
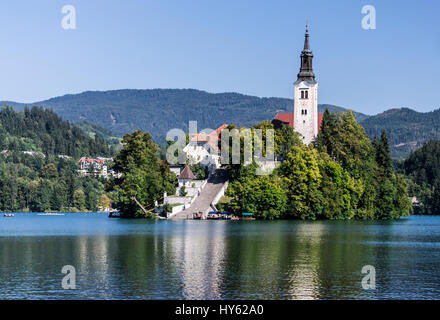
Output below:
[0,106,113,157]
[74,120,122,152]
[216,111,412,220]
[0,106,114,212]
[1,97,437,216]
[361,108,440,159]
[402,139,440,214]
[6,89,440,159]
[4,89,367,142]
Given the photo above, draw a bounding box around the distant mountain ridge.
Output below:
[5,88,440,158]
[2,89,367,143]
[360,107,440,159]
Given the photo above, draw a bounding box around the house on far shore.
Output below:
[78,157,116,178]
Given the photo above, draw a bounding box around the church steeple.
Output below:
[297,24,316,82]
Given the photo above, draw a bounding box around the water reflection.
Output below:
[0,214,440,299]
[285,223,325,300]
[171,221,226,299]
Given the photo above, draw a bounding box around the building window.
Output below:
[300,90,309,99]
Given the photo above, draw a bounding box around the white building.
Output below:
[177,165,196,187]
[183,124,227,172]
[273,25,323,144]
[162,165,208,217]
[78,157,109,178]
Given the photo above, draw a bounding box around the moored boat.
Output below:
[191,211,203,220]
[241,212,256,220]
[108,211,121,218]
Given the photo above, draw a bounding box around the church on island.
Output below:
[164,26,325,218]
[273,25,323,144]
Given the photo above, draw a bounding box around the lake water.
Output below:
[0,213,439,300]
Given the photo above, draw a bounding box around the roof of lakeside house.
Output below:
[79,157,107,164]
[273,113,324,132]
[178,165,196,180]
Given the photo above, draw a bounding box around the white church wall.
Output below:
[293,81,318,144]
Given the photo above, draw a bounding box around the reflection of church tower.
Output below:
[293,25,319,144]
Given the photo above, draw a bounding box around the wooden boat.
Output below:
[207,213,221,220]
[219,212,232,220]
[193,212,204,220]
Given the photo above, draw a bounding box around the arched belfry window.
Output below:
[300,90,309,100]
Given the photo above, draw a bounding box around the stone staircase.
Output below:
[170,169,229,219]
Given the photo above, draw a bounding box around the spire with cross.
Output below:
[297,23,315,82]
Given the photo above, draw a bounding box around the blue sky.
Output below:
[0,0,438,115]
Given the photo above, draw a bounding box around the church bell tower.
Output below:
[293,25,319,144]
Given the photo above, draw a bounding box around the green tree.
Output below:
[375,131,393,177]
[226,176,288,220]
[317,152,358,219]
[278,146,322,219]
[41,163,58,179]
[99,194,112,211]
[73,189,86,211]
[110,130,176,218]
[84,182,99,211]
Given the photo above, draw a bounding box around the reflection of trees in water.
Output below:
[0,235,114,299]
[216,221,388,299]
[108,221,228,299]
[215,221,324,299]
[3,219,436,299]
[312,220,392,299]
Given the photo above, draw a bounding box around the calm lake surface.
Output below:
[0,213,439,300]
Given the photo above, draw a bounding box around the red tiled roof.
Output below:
[318,113,323,130]
[273,113,324,132]
[190,124,228,152]
[79,158,106,164]
[274,113,294,127]
[191,124,228,142]
[178,165,196,180]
